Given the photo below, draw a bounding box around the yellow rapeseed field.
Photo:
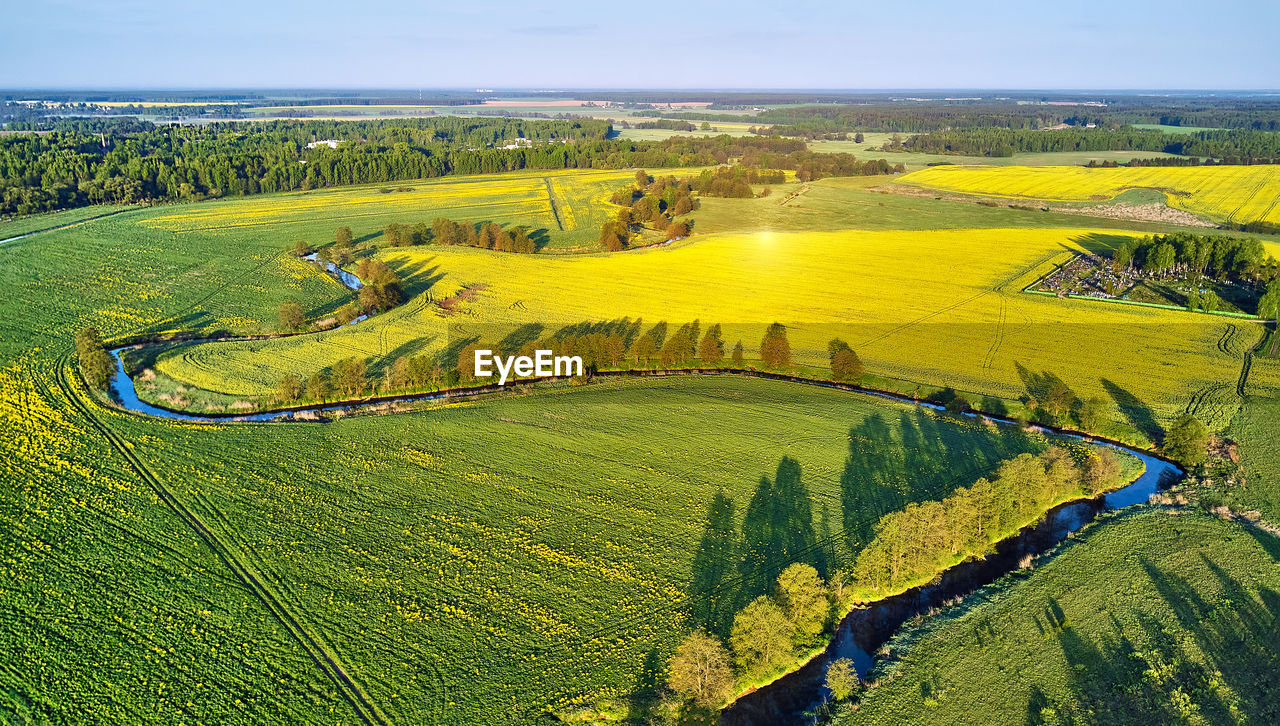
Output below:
[156,227,1251,435]
[141,168,638,247]
[895,164,1280,225]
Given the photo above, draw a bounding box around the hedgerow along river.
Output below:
[97,256,1181,724]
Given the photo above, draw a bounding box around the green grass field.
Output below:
[840,508,1280,725]
[1131,123,1227,134]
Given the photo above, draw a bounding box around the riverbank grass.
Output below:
[839,507,1280,725]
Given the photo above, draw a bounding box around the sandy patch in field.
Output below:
[1050,202,1215,227]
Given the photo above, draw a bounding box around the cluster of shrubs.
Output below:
[601,170,701,250]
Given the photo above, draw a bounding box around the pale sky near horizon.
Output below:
[3,0,1277,90]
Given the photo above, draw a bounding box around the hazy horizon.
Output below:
[4,0,1277,90]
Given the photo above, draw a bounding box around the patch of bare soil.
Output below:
[436,284,488,315]
[1050,202,1215,227]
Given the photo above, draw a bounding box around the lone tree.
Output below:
[828,339,864,383]
[75,327,114,390]
[775,563,829,642]
[335,226,353,247]
[277,373,302,402]
[731,341,744,367]
[667,631,734,709]
[305,371,330,401]
[824,657,860,701]
[1163,413,1210,466]
[1078,396,1110,433]
[279,300,304,330]
[698,324,724,365]
[730,595,793,678]
[332,357,368,397]
[760,323,791,369]
[292,240,309,256]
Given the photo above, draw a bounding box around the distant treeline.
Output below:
[633,98,1280,134]
[899,127,1280,162]
[0,118,822,216]
[634,119,698,131]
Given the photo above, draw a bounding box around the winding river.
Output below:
[99,255,1183,726]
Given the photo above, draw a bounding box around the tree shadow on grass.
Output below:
[391,256,447,299]
[1068,233,1133,257]
[688,490,739,637]
[739,457,823,603]
[1100,378,1163,443]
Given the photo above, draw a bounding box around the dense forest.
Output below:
[0,118,809,216]
[898,127,1280,162]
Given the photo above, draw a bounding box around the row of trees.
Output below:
[402,219,538,253]
[668,563,855,708]
[267,320,867,407]
[850,446,1123,593]
[897,127,1280,162]
[277,357,371,403]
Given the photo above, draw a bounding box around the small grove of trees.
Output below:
[1111,232,1275,283]
[604,170,702,250]
[75,327,113,389]
[599,220,630,252]
[1186,288,1222,313]
[355,259,404,312]
[670,563,851,707]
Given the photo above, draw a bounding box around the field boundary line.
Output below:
[543,177,565,231]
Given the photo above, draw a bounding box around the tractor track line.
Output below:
[46,354,392,726]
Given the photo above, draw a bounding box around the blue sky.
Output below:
[3,0,1277,89]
